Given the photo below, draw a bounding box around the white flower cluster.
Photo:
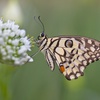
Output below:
[0,19,33,65]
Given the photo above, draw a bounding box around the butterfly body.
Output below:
[37,33,100,80]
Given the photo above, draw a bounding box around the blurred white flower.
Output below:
[2,0,22,23]
[0,19,33,66]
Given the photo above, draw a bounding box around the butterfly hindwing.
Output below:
[48,36,100,80]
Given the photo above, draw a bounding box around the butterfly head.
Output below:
[38,32,45,40]
[36,32,47,47]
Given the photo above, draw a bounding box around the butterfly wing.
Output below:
[45,50,55,70]
[47,36,100,80]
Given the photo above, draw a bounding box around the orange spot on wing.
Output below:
[59,65,65,73]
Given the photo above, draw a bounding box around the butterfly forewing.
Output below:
[39,35,100,80]
[45,50,55,70]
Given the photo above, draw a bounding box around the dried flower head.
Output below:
[0,19,33,66]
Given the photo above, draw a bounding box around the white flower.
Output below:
[20,37,31,51]
[0,19,34,66]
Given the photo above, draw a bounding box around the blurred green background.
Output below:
[0,0,100,100]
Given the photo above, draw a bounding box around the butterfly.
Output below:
[36,32,100,80]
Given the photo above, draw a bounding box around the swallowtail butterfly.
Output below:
[36,32,100,80]
[35,16,100,80]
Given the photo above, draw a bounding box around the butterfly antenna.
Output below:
[38,16,45,33]
[34,16,40,26]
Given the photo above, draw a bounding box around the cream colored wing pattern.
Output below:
[45,50,55,71]
[45,36,100,80]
